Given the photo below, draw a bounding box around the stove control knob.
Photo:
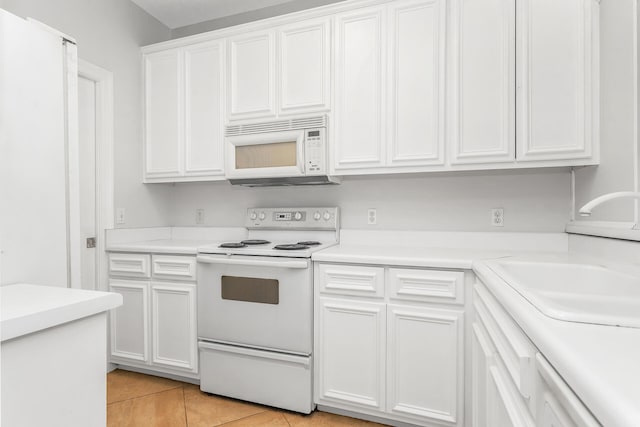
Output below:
[250,211,257,220]
[259,212,266,221]
[294,211,303,221]
[313,211,321,221]
[323,211,331,221]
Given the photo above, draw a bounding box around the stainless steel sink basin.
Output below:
[488,259,640,328]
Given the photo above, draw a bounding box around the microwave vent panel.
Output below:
[225,115,326,137]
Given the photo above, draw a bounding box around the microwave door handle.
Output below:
[298,131,305,173]
[197,255,309,269]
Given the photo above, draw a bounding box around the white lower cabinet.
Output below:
[315,263,465,426]
[109,280,149,362]
[387,305,463,424]
[473,279,601,427]
[151,282,197,372]
[108,253,198,377]
[317,298,386,410]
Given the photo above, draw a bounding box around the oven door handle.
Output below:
[197,255,309,269]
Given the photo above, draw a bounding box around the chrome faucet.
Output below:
[578,192,640,216]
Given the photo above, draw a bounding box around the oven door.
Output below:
[197,254,312,354]
[225,130,305,179]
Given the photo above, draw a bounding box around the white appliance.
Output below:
[224,116,340,186]
[197,207,339,413]
[0,10,77,287]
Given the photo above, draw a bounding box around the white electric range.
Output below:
[196,207,339,413]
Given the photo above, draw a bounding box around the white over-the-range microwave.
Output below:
[224,115,340,187]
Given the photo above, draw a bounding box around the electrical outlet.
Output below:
[196,209,205,225]
[368,208,377,225]
[116,208,126,224]
[491,208,504,227]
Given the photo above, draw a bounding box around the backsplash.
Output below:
[167,169,571,232]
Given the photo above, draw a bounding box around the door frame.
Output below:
[77,59,114,291]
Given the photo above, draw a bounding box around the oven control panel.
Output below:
[246,207,339,230]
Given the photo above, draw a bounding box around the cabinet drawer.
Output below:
[152,255,197,281]
[317,264,384,298]
[388,268,464,304]
[109,253,151,278]
[474,282,536,400]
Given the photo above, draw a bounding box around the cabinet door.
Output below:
[184,40,225,178]
[387,305,463,425]
[517,0,598,162]
[333,6,386,171]
[109,280,149,363]
[228,30,276,120]
[486,362,535,427]
[316,298,386,411]
[450,0,515,164]
[387,0,446,167]
[144,49,183,179]
[278,18,331,115]
[151,282,198,372]
[472,323,494,427]
[535,354,600,427]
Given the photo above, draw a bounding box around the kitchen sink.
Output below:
[487,259,640,328]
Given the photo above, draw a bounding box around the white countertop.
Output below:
[1,284,122,342]
[474,259,640,427]
[312,243,512,269]
[106,239,218,255]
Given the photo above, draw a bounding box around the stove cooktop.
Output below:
[200,240,336,258]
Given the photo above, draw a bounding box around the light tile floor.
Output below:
[107,369,388,426]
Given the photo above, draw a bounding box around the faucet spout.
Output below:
[578,192,640,216]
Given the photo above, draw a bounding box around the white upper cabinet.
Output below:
[278,18,331,115]
[143,39,225,183]
[333,0,448,174]
[516,0,599,162]
[387,0,446,167]
[184,40,225,177]
[141,0,600,181]
[228,30,276,120]
[450,0,516,164]
[333,6,386,171]
[144,49,182,178]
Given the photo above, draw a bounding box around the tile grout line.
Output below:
[107,384,184,405]
[182,386,189,427]
[218,409,270,426]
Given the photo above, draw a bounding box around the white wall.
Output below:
[171,0,345,38]
[169,170,571,232]
[2,0,173,228]
[574,0,638,222]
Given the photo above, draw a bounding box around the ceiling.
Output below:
[131,0,298,29]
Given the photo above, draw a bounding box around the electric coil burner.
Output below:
[197,207,339,414]
[274,243,309,250]
[241,239,271,245]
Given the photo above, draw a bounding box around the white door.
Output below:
[450,0,516,164]
[78,76,97,290]
[227,30,276,120]
[386,305,463,425]
[110,280,149,363]
[184,40,225,178]
[387,0,446,167]
[278,18,331,115]
[333,6,386,171]
[144,49,183,178]
[516,0,597,162]
[151,282,197,372]
[316,297,386,410]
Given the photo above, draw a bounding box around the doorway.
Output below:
[77,60,114,291]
